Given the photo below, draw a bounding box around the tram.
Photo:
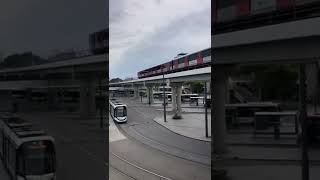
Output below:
[109,99,127,123]
[0,113,56,180]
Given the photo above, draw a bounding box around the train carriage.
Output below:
[137,48,211,79]
[213,0,320,33]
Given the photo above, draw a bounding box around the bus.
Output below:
[109,99,127,123]
[0,113,56,180]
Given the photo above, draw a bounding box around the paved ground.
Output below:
[154,114,211,141]
[118,97,211,165]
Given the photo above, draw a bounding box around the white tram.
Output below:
[0,113,56,180]
[109,99,127,123]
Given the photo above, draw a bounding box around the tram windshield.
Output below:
[17,140,56,175]
[115,106,126,117]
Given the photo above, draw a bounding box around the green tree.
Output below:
[184,81,204,94]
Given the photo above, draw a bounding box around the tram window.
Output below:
[17,141,55,175]
[115,107,126,117]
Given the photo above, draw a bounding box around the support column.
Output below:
[48,88,58,110]
[88,79,96,115]
[80,79,89,117]
[176,84,183,119]
[26,89,32,102]
[213,66,228,154]
[134,86,139,99]
[80,78,96,118]
[147,85,154,104]
[306,63,319,112]
[171,86,177,111]
[172,83,183,119]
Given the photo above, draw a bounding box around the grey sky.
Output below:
[109,0,211,79]
[0,0,107,58]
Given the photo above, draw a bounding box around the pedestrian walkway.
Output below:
[109,115,127,142]
[154,114,211,141]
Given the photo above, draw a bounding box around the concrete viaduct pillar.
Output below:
[306,63,319,106]
[133,85,139,99]
[47,80,58,110]
[146,85,154,104]
[213,66,228,154]
[80,78,96,118]
[47,88,58,110]
[171,83,183,119]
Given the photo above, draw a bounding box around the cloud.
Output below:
[109,0,211,78]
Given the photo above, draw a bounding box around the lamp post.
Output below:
[162,65,167,122]
[299,64,309,180]
[204,81,208,138]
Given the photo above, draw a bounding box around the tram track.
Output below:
[109,151,173,180]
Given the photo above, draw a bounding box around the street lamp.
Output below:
[162,65,167,122]
[204,81,208,138]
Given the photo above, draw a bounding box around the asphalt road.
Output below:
[109,97,211,180]
[118,98,211,165]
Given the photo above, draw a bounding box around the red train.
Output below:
[138,48,211,79]
[213,0,320,33]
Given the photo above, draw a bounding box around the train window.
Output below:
[17,141,55,175]
[115,107,126,117]
[178,58,184,64]
[202,49,211,57]
[188,54,197,61]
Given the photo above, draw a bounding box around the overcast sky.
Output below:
[109,0,211,79]
[0,0,107,58]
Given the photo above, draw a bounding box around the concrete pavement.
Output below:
[154,114,211,141]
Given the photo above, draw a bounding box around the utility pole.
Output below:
[163,66,167,122]
[204,81,208,137]
[299,64,309,180]
[99,78,103,128]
